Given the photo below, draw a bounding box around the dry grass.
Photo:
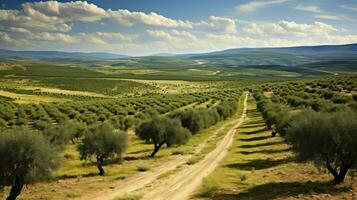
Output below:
[19,86,107,97]
[0,90,67,103]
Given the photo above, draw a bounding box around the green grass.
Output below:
[196,177,220,197]
[193,96,355,200]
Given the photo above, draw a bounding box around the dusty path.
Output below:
[140,93,248,200]
[76,93,248,200]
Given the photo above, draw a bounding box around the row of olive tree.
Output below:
[253,91,357,183]
[136,100,239,157]
[286,108,357,184]
[253,92,290,134]
[169,100,238,134]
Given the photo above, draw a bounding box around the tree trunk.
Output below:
[71,138,76,144]
[96,156,105,176]
[334,166,349,184]
[325,154,352,184]
[6,176,24,200]
[150,141,165,157]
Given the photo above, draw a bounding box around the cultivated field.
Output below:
[0,59,357,200]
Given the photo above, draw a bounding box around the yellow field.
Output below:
[0,90,67,104]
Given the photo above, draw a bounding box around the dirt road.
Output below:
[77,93,248,200]
[139,93,248,200]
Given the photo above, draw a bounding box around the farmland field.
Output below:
[1,1,357,199]
[1,56,357,200]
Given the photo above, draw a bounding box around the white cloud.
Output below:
[0,8,71,32]
[108,9,193,28]
[198,16,236,33]
[314,14,342,21]
[79,32,137,45]
[147,29,197,43]
[341,4,357,12]
[31,32,79,43]
[0,1,107,33]
[8,27,31,34]
[22,1,108,22]
[236,0,289,12]
[0,31,12,43]
[295,5,323,13]
[295,4,356,22]
[243,21,338,37]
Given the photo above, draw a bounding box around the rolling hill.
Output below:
[0,49,128,59]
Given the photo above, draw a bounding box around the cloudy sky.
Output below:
[0,0,356,55]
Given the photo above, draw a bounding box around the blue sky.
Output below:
[0,0,356,55]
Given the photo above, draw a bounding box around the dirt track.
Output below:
[139,93,248,200]
[76,93,248,200]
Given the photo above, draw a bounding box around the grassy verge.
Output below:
[194,95,356,200]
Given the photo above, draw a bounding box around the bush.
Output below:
[78,122,128,175]
[286,109,357,183]
[136,116,191,157]
[0,127,59,200]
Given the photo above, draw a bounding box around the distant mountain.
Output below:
[0,49,128,59]
[188,43,357,66]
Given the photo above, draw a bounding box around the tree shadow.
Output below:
[225,156,295,170]
[213,181,350,200]
[238,141,285,149]
[240,123,266,129]
[239,135,272,142]
[127,149,150,155]
[80,157,124,167]
[239,128,266,135]
[238,148,291,155]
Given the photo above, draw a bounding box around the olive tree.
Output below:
[286,109,357,184]
[0,127,59,200]
[136,116,191,157]
[78,122,128,176]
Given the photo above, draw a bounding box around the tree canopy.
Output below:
[286,109,357,183]
[78,122,128,176]
[136,116,191,157]
[0,127,59,200]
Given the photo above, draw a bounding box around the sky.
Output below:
[0,0,356,55]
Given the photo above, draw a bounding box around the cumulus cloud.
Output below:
[0,1,107,33]
[108,9,193,28]
[30,32,79,43]
[147,30,196,42]
[0,8,71,32]
[22,1,107,22]
[243,21,338,37]
[79,32,137,45]
[0,31,12,43]
[236,0,289,12]
[198,16,236,33]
